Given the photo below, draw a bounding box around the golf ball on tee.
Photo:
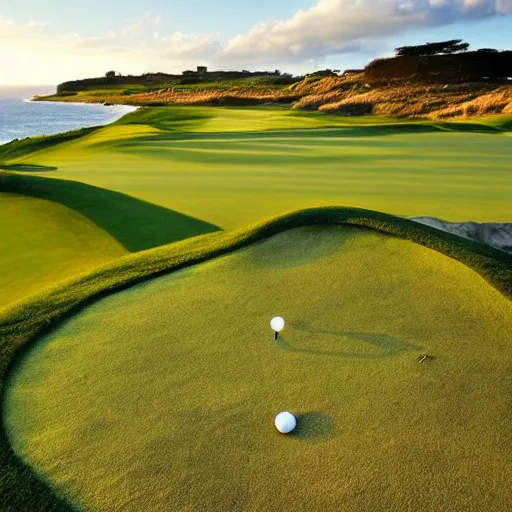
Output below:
[275,411,297,434]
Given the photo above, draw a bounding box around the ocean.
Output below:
[0,86,137,146]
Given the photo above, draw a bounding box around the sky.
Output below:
[1,0,511,86]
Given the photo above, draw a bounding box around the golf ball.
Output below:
[274,411,297,434]
[271,316,285,332]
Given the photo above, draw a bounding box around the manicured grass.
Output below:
[0,106,511,510]
[0,172,219,308]
[0,207,510,512]
[0,192,126,308]
[0,172,221,252]
[4,107,512,226]
[4,221,512,512]
[0,126,100,162]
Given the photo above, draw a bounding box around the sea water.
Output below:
[0,86,136,146]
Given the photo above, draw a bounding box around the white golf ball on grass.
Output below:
[274,411,297,434]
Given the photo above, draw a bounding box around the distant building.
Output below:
[342,69,364,76]
[307,69,337,77]
[197,66,208,74]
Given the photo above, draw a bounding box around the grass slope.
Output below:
[0,192,126,308]
[3,107,512,225]
[5,224,512,512]
[0,207,510,511]
[34,75,512,119]
[0,172,221,252]
[0,126,100,163]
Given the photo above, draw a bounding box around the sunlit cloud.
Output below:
[1,0,511,84]
[216,0,512,66]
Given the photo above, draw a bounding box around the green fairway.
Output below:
[4,107,512,227]
[0,172,221,252]
[0,104,511,511]
[0,192,126,307]
[0,172,220,307]
[5,225,512,512]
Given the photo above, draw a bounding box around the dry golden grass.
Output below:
[304,80,512,119]
[312,84,512,119]
[36,86,294,107]
[433,86,512,118]
[37,75,512,119]
[128,87,288,105]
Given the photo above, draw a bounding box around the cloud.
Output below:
[1,0,512,85]
[0,16,48,40]
[160,32,222,60]
[58,15,220,60]
[216,0,512,65]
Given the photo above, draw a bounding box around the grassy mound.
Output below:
[0,207,510,511]
[3,107,512,225]
[0,172,219,308]
[0,172,221,252]
[4,221,512,512]
[0,192,126,308]
[0,126,100,163]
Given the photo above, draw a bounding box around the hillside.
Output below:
[34,74,512,119]
[292,78,512,118]
[33,43,512,119]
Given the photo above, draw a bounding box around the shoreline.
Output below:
[26,97,139,110]
[0,99,138,147]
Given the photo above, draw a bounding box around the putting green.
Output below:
[5,225,512,512]
[6,107,512,226]
[0,193,126,307]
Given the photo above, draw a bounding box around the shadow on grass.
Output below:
[291,412,335,443]
[0,172,221,251]
[0,164,58,172]
[114,123,445,146]
[91,118,510,154]
[276,322,421,359]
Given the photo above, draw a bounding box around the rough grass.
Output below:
[0,208,511,511]
[34,78,298,107]
[33,75,512,119]
[4,107,512,225]
[311,83,512,119]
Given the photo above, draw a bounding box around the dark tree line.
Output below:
[364,40,512,83]
[395,39,470,57]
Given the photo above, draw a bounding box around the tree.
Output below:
[395,39,469,57]
[105,70,116,78]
